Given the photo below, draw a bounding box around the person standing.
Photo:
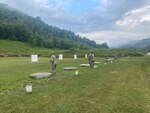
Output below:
[50,54,57,75]
[105,54,108,62]
[114,53,118,61]
[88,52,95,68]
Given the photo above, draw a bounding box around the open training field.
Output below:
[0,57,150,113]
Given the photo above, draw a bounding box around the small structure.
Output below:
[63,67,78,71]
[30,72,51,79]
[80,64,90,67]
[25,85,32,93]
[75,70,79,76]
[74,54,77,59]
[94,62,100,64]
[59,54,63,60]
[31,55,38,62]
[94,65,98,68]
[107,58,114,62]
[85,54,87,59]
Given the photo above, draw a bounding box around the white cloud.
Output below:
[1,0,50,17]
[101,0,109,6]
[1,0,150,47]
[78,31,130,46]
[0,0,70,17]
[0,0,73,28]
[114,5,150,47]
[116,5,150,30]
[78,30,150,47]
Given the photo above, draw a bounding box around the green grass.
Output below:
[0,57,150,113]
[0,39,144,57]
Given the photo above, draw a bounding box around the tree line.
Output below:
[0,3,109,49]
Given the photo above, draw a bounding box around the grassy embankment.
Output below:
[0,39,61,56]
[0,39,145,57]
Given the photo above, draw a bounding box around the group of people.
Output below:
[49,52,95,75]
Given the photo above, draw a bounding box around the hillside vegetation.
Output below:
[0,3,108,49]
[121,38,150,52]
[0,39,62,57]
[0,39,144,57]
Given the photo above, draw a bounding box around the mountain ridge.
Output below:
[120,38,150,51]
[0,3,109,49]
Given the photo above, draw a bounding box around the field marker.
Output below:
[75,70,79,76]
[74,54,77,59]
[59,54,63,60]
[31,55,38,62]
[25,85,32,93]
[94,65,97,68]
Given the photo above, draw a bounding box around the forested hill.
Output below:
[0,3,109,49]
[120,38,150,51]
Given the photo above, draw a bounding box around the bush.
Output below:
[0,54,5,57]
[7,54,20,57]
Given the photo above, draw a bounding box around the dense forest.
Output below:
[0,3,109,49]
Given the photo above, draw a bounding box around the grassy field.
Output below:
[0,56,150,113]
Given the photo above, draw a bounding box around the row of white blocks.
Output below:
[58,54,88,60]
[31,54,88,62]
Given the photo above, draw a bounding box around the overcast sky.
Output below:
[1,0,150,47]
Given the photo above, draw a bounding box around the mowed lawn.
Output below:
[0,57,150,113]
